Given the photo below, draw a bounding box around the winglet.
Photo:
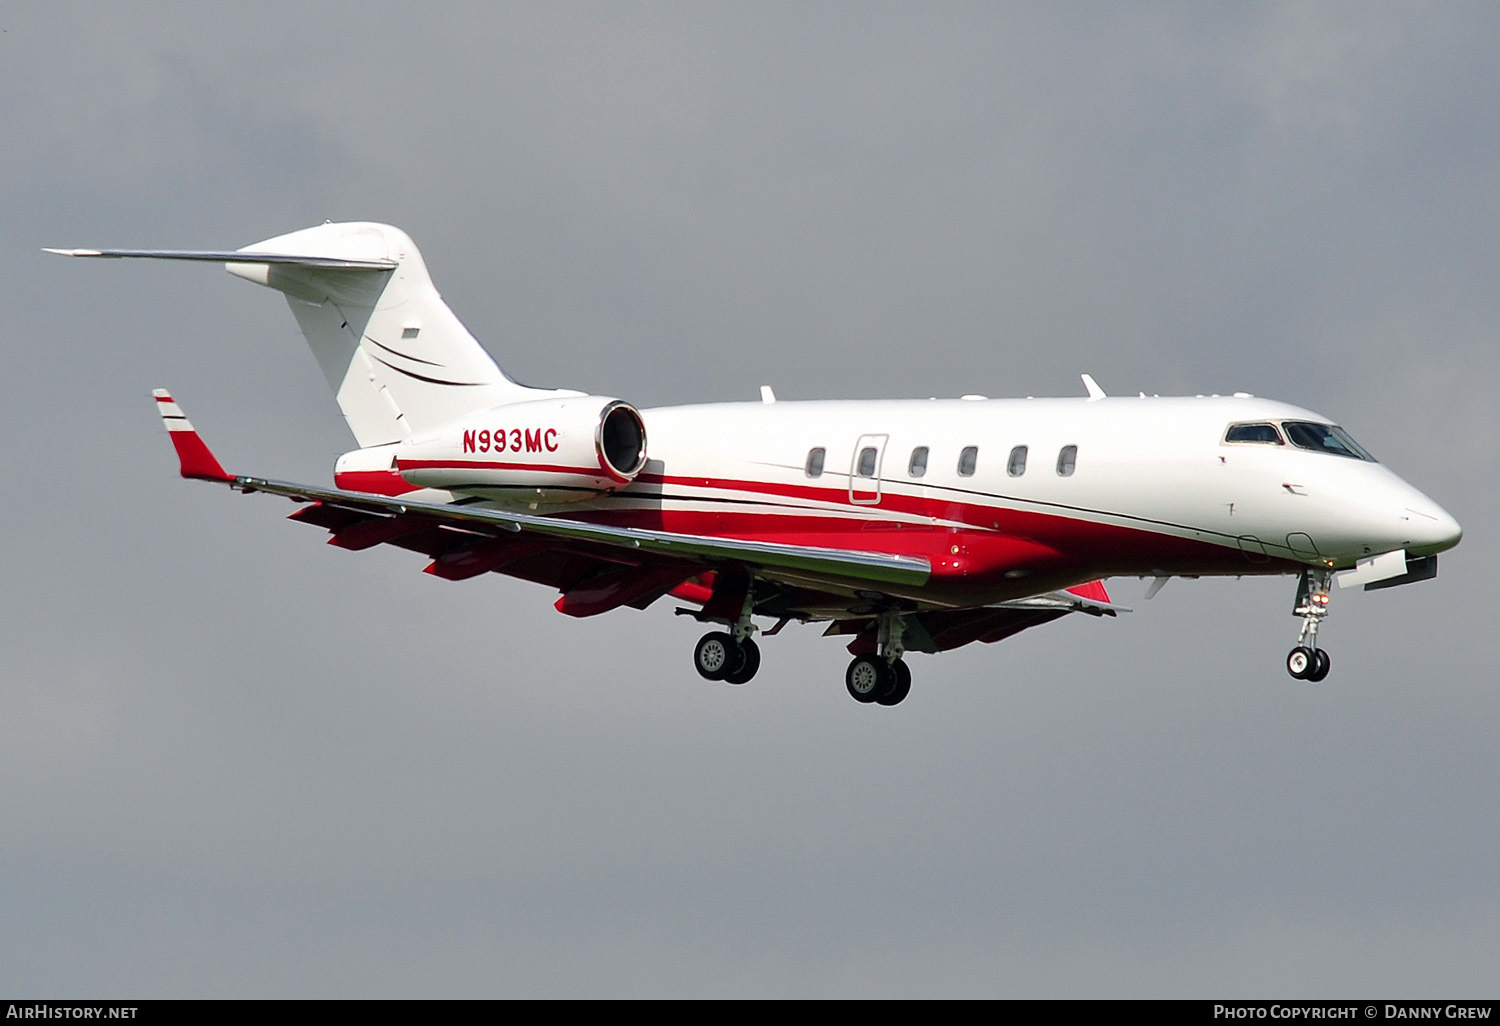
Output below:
[153,389,233,482]
[1081,373,1106,400]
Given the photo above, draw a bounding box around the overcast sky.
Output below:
[3,1,1497,998]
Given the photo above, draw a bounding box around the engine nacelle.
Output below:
[389,395,647,502]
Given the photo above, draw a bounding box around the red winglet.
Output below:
[152,389,233,483]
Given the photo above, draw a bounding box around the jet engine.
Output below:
[386,395,647,502]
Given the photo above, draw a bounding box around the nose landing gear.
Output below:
[1287,568,1333,682]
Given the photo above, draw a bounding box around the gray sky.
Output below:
[3,1,1496,997]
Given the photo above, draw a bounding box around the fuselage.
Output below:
[524,393,1460,608]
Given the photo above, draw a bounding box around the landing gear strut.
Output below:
[1286,568,1333,682]
[846,613,912,706]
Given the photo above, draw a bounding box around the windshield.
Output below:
[1282,421,1377,462]
[1224,422,1284,445]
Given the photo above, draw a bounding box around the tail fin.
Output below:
[55,223,561,446]
[230,222,559,446]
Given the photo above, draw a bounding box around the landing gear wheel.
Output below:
[875,660,912,706]
[845,655,890,704]
[694,632,735,681]
[1307,649,1331,682]
[723,637,761,685]
[1286,646,1315,680]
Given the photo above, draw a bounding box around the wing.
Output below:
[152,391,930,619]
[153,391,1124,648]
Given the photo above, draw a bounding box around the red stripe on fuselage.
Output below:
[398,458,608,478]
[605,472,1295,580]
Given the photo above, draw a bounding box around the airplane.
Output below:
[49,221,1462,705]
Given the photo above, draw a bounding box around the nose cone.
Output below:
[1402,501,1462,556]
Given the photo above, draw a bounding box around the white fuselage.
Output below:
[508,393,1460,607]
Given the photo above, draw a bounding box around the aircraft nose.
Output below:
[1401,501,1462,556]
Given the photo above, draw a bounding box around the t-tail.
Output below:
[51,223,648,503]
[51,222,570,447]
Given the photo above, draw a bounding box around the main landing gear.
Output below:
[1286,568,1333,682]
[692,583,763,685]
[846,655,912,706]
[690,598,917,706]
[693,631,761,685]
[845,612,912,706]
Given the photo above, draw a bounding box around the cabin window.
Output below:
[1282,422,1376,462]
[1007,445,1028,477]
[1056,445,1077,476]
[1224,422,1284,445]
[856,447,878,477]
[908,446,929,477]
[806,447,826,477]
[957,446,978,477]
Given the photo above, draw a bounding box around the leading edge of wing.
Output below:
[233,475,933,590]
[44,248,397,270]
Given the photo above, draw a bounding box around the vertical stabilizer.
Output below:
[227,222,560,446]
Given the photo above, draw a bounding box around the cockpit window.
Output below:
[1224,422,1284,445]
[1282,421,1376,462]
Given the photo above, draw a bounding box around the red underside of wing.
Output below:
[555,564,700,618]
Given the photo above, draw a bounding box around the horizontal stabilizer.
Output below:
[45,248,396,270]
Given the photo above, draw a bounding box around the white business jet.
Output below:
[49,222,1461,705]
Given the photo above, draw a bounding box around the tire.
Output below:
[845,655,889,703]
[876,660,912,706]
[694,632,735,681]
[1286,646,1315,680]
[723,637,761,685]
[1307,649,1331,682]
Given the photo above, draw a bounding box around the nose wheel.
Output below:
[1286,569,1334,681]
[1286,645,1331,682]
